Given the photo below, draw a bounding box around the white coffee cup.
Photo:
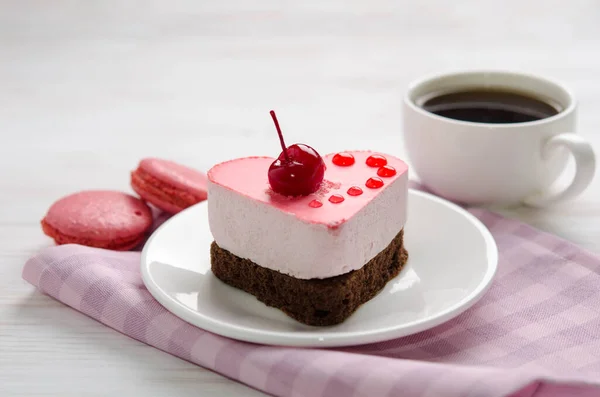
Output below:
[402,70,596,207]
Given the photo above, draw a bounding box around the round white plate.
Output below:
[141,189,498,347]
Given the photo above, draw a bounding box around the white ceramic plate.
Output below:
[141,189,497,347]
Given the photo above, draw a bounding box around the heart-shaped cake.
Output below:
[207,150,409,326]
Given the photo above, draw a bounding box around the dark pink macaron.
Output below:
[41,190,153,251]
[130,158,208,214]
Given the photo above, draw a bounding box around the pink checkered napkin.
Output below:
[23,207,600,397]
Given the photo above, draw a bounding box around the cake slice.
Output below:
[207,149,409,326]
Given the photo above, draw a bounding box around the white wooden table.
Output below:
[2,1,599,396]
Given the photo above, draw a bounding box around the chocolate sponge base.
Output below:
[210,230,408,326]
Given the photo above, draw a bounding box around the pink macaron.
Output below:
[130,158,208,214]
[41,190,153,251]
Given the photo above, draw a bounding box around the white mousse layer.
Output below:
[207,171,408,280]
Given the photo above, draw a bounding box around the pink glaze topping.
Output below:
[207,151,408,228]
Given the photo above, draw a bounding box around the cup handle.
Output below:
[524,133,596,207]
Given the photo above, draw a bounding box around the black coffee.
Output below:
[419,89,561,123]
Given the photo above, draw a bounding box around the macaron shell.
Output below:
[131,176,186,214]
[41,220,146,251]
[131,169,194,214]
[139,158,208,199]
[41,190,153,247]
[131,158,208,214]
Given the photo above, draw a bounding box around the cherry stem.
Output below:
[270,110,290,163]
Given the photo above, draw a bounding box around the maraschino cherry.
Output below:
[267,110,326,196]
